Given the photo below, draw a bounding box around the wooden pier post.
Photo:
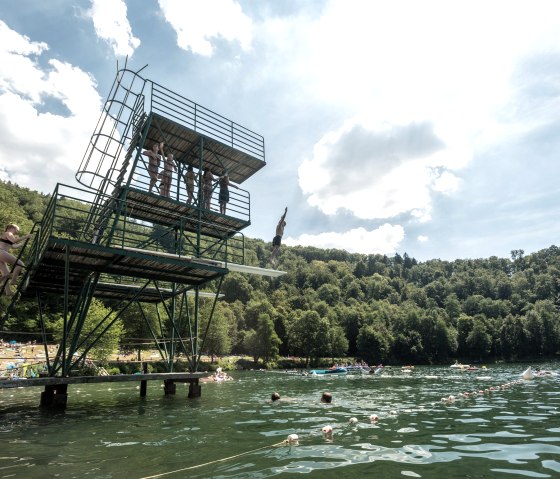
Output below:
[188,379,201,398]
[40,384,68,409]
[163,379,176,395]
[140,362,147,397]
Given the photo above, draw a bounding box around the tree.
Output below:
[511,249,525,272]
[499,314,525,360]
[466,319,492,360]
[243,313,281,365]
[431,317,457,361]
[424,280,447,307]
[328,319,349,360]
[523,309,545,357]
[534,300,560,355]
[457,313,474,356]
[393,330,423,363]
[53,298,123,363]
[444,294,461,326]
[201,306,233,363]
[317,283,341,306]
[243,300,275,330]
[222,273,253,303]
[344,279,364,301]
[356,324,392,364]
[288,310,329,366]
[119,302,160,359]
[337,304,365,355]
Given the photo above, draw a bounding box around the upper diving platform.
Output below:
[76,67,266,195]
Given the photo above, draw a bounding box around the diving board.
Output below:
[220,262,286,277]
[122,246,286,277]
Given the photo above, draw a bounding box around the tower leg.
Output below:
[188,379,201,398]
[140,362,148,397]
[164,380,176,395]
[40,384,68,409]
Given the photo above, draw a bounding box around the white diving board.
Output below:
[118,246,285,278]
[220,262,286,278]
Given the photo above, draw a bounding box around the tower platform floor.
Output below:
[22,237,227,302]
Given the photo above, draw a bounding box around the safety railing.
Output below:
[33,184,245,266]
[128,157,251,222]
[151,82,265,162]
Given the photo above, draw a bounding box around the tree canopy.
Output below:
[2,179,560,365]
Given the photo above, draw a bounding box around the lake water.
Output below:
[0,363,559,479]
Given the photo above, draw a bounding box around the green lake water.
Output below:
[1,363,559,479]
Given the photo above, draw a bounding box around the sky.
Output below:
[1,0,560,262]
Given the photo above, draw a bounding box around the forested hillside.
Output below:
[1,179,559,365]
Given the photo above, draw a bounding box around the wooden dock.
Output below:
[0,372,208,409]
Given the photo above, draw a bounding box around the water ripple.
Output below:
[1,363,559,478]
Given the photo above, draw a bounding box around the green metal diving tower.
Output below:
[1,65,275,401]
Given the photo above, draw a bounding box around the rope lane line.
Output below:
[138,440,289,479]
[137,372,544,478]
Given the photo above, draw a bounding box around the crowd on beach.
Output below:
[0,339,53,379]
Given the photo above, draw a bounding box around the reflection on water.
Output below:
[0,364,558,478]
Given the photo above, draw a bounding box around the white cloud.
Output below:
[284,224,405,255]
[158,0,252,56]
[87,0,140,57]
[417,235,428,243]
[0,22,48,103]
[0,21,102,193]
[298,119,464,221]
[260,0,560,228]
[432,170,460,194]
[288,1,560,119]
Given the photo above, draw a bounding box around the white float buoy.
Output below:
[349,417,358,424]
[522,366,534,380]
[287,434,299,443]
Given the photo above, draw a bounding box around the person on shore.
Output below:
[320,392,332,404]
[269,207,287,266]
[0,224,32,296]
[142,142,164,193]
[218,170,238,214]
[159,152,176,198]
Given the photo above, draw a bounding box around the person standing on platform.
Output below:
[202,169,214,210]
[0,224,32,296]
[159,152,176,198]
[269,207,287,266]
[183,165,196,205]
[142,142,164,193]
[218,170,238,214]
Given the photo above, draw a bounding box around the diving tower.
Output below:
[1,65,281,407]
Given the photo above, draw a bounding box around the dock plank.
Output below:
[0,372,208,389]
